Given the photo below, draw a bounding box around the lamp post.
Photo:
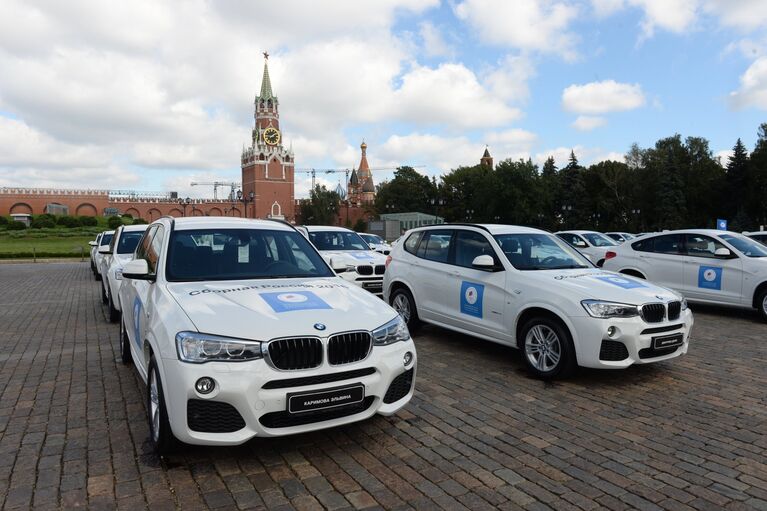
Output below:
[179,197,191,217]
[493,215,500,223]
[590,212,601,228]
[237,190,256,218]
[430,198,444,225]
[631,208,641,232]
[561,204,572,228]
[465,208,475,221]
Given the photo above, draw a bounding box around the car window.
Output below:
[557,233,586,247]
[495,233,590,270]
[633,234,683,254]
[582,233,619,247]
[684,234,727,258]
[117,231,145,254]
[166,229,333,281]
[147,226,164,274]
[134,226,157,263]
[417,230,452,263]
[403,232,422,255]
[606,233,623,242]
[308,231,369,251]
[719,234,767,258]
[100,233,113,246]
[454,231,499,268]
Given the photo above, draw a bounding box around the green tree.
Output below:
[353,218,366,232]
[374,166,436,213]
[7,221,26,230]
[749,123,767,227]
[107,216,123,229]
[539,156,560,229]
[298,185,340,225]
[557,151,587,229]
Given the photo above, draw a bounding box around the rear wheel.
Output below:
[390,287,421,331]
[120,318,132,365]
[101,280,108,303]
[108,288,120,323]
[147,355,177,456]
[520,316,577,379]
[757,289,767,322]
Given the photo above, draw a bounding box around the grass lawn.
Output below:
[0,231,99,258]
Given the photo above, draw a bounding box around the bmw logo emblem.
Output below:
[313,323,326,331]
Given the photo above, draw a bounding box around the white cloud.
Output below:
[590,0,698,38]
[572,115,608,131]
[485,54,536,103]
[454,0,579,60]
[419,22,452,57]
[378,133,480,173]
[534,145,624,167]
[715,149,734,165]
[562,80,646,114]
[729,56,767,109]
[703,0,767,32]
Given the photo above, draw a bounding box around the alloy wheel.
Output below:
[392,293,411,324]
[149,369,160,443]
[525,324,562,372]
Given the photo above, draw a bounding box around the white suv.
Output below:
[384,224,693,379]
[555,230,620,267]
[98,224,149,322]
[299,226,388,296]
[90,230,114,280]
[118,217,416,454]
[359,233,392,255]
[602,229,767,321]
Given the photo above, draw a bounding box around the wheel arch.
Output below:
[619,268,646,279]
[752,280,767,309]
[387,279,416,304]
[514,306,579,365]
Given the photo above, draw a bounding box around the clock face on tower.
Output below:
[264,127,281,146]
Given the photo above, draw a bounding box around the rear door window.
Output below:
[417,230,453,263]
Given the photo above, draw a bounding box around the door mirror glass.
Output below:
[471,254,496,270]
[123,259,152,280]
[98,246,112,254]
[88,241,97,247]
[714,247,731,258]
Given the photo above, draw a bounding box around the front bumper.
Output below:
[569,308,694,369]
[339,271,384,297]
[160,340,416,445]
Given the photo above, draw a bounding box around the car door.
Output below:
[129,225,162,375]
[443,230,510,341]
[411,229,453,321]
[634,234,684,291]
[681,233,743,304]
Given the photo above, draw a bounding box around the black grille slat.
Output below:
[384,369,414,404]
[640,324,684,335]
[641,303,665,323]
[599,340,629,361]
[259,396,375,428]
[357,265,373,275]
[328,332,371,365]
[375,265,385,275]
[268,337,322,370]
[263,368,376,389]
[187,400,246,433]
[668,301,681,321]
[639,346,680,359]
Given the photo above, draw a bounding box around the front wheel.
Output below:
[520,317,577,379]
[757,289,767,322]
[390,287,421,331]
[147,355,177,456]
[120,318,132,365]
[108,287,120,323]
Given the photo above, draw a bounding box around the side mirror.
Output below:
[471,254,496,271]
[98,246,112,254]
[369,243,377,250]
[88,241,97,247]
[122,259,154,281]
[329,258,347,273]
[714,247,732,258]
[575,241,588,248]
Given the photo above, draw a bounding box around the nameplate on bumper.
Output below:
[288,384,365,414]
[652,333,684,349]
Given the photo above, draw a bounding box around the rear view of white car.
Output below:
[91,230,114,281]
[555,230,620,267]
[99,224,149,322]
[300,226,388,296]
[118,217,416,454]
[384,224,693,380]
[745,231,767,246]
[602,229,767,320]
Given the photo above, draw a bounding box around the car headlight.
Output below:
[680,298,688,311]
[176,332,263,363]
[114,268,123,280]
[581,300,639,318]
[372,316,410,345]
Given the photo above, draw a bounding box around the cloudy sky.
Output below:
[2,0,767,198]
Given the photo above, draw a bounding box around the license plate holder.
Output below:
[652,333,684,350]
[288,384,365,414]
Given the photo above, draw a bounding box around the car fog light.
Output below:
[403,351,413,367]
[195,377,215,394]
[607,326,617,338]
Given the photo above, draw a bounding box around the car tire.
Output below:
[519,316,577,380]
[101,280,108,303]
[147,355,177,456]
[95,269,102,282]
[757,288,767,322]
[120,318,132,365]
[108,288,120,323]
[390,287,421,331]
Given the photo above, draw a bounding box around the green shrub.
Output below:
[56,215,82,228]
[79,216,98,226]
[121,213,133,220]
[31,218,56,229]
[132,217,148,225]
[7,221,26,231]
[107,216,123,229]
[0,216,8,226]
[36,213,56,222]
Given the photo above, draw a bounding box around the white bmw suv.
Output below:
[555,230,620,267]
[99,224,149,322]
[384,224,693,379]
[118,217,416,454]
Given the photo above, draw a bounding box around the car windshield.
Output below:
[166,228,334,281]
[309,231,370,251]
[494,233,592,270]
[99,233,114,246]
[116,232,144,254]
[360,233,384,244]
[582,233,619,247]
[719,233,767,258]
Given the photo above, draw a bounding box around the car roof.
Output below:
[555,230,603,235]
[409,223,548,235]
[121,224,151,232]
[102,230,115,235]
[744,231,767,235]
[302,225,354,233]
[167,217,295,232]
[641,229,740,237]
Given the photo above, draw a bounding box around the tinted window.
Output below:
[99,233,113,246]
[134,226,157,263]
[166,229,333,281]
[496,233,591,270]
[633,234,682,254]
[117,231,146,254]
[403,232,422,255]
[582,233,619,247]
[309,231,369,251]
[557,233,586,247]
[684,234,727,258]
[418,230,452,263]
[454,231,499,268]
[147,226,165,273]
[720,233,767,258]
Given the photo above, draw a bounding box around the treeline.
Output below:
[373,125,767,232]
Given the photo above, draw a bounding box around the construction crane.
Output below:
[295,165,426,191]
[190,181,241,200]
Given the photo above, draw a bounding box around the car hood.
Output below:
[319,250,387,265]
[526,267,680,304]
[166,277,397,339]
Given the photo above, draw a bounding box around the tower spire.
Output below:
[259,51,273,100]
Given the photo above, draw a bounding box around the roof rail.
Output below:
[420,222,492,233]
[263,217,300,232]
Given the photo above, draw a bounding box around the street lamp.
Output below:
[430,198,444,224]
[465,208,474,221]
[561,204,572,228]
[179,197,191,217]
[631,208,641,232]
[237,190,256,218]
[493,215,500,223]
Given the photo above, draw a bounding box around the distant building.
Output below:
[480,146,493,168]
[348,142,375,205]
[380,212,445,233]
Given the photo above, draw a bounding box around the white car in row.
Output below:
[745,231,767,246]
[299,226,388,296]
[117,217,416,454]
[555,230,620,267]
[384,224,693,379]
[602,229,767,320]
[359,233,392,255]
[99,224,149,322]
[89,230,114,280]
[605,232,635,243]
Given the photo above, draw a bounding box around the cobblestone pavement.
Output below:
[0,262,766,510]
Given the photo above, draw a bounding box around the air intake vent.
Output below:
[268,337,322,370]
[187,400,245,433]
[328,332,372,365]
[599,340,629,361]
[384,369,414,404]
